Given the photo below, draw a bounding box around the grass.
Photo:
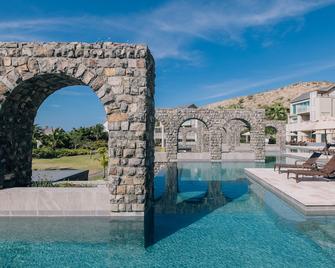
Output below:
[32,154,104,180]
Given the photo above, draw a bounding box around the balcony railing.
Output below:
[296,106,309,114]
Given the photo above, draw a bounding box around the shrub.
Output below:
[32,147,57,158]
[32,148,91,159]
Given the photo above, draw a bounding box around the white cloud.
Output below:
[197,59,335,101]
[0,0,334,61]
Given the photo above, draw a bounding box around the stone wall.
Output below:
[156,108,266,161]
[0,42,155,214]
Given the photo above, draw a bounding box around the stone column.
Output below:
[165,127,178,161]
[250,124,265,161]
[210,129,222,161]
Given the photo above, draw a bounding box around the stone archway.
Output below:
[0,42,155,214]
[177,118,210,153]
[224,109,265,161]
[264,120,286,150]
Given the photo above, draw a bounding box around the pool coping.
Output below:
[0,186,145,218]
[244,168,335,216]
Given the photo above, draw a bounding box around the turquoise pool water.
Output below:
[0,158,334,267]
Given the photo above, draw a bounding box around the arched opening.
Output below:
[177,119,209,154]
[228,118,251,151]
[0,74,107,187]
[221,127,230,153]
[32,85,108,183]
[265,126,278,145]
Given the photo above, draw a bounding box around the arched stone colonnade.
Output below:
[156,108,268,161]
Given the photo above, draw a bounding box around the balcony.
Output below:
[296,106,310,115]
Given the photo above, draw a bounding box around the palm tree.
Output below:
[264,103,288,121]
[69,129,84,149]
[46,128,68,149]
[91,124,106,141]
[32,124,44,148]
[96,147,108,179]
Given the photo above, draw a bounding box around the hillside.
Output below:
[205,81,335,110]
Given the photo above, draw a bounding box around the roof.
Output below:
[316,85,335,94]
[291,92,310,103]
[291,85,335,103]
[179,104,198,109]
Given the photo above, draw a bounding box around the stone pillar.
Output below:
[210,130,222,161]
[250,124,265,161]
[277,128,286,151]
[165,127,178,161]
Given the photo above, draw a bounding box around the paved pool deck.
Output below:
[245,168,335,216]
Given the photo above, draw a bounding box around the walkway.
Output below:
[245,168,335,216]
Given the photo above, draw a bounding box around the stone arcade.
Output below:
[0,42,155,214]
[156,108,283,162]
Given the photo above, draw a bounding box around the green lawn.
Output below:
[32,155,104,179]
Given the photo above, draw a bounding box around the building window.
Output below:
[292,101,310,114]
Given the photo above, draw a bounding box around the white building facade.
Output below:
[286,85,335,143]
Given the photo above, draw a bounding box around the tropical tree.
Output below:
[32,124,44,148]
[45,128,69,149]
[91,124,107,141]
[96,147,108,179]
[68,129,84,149]
[264,103,288,121]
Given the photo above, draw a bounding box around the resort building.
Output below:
[286,85,335,143]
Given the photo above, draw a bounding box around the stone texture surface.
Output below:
[156,108,267,161]
[0,42,155,214]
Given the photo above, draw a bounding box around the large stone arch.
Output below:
[222,110,265,160]
[264,120,286,150]
[0,42,155,214]
[177,117,210,153]
[156,108,218,160]
[225,119,250,151]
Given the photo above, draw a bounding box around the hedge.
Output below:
[32,148,91,159]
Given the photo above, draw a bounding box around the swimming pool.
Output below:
[0,158,334,267]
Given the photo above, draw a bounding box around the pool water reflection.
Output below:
[0,157,334,267]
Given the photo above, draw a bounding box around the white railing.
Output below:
[296,106,309,114]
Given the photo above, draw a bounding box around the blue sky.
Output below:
[1,0,335,129]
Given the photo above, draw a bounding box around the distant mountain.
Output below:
[204,81,335,110]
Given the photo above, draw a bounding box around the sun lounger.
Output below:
[285,155,335,182]
[313,143,332,155]
[274,152,321,173]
